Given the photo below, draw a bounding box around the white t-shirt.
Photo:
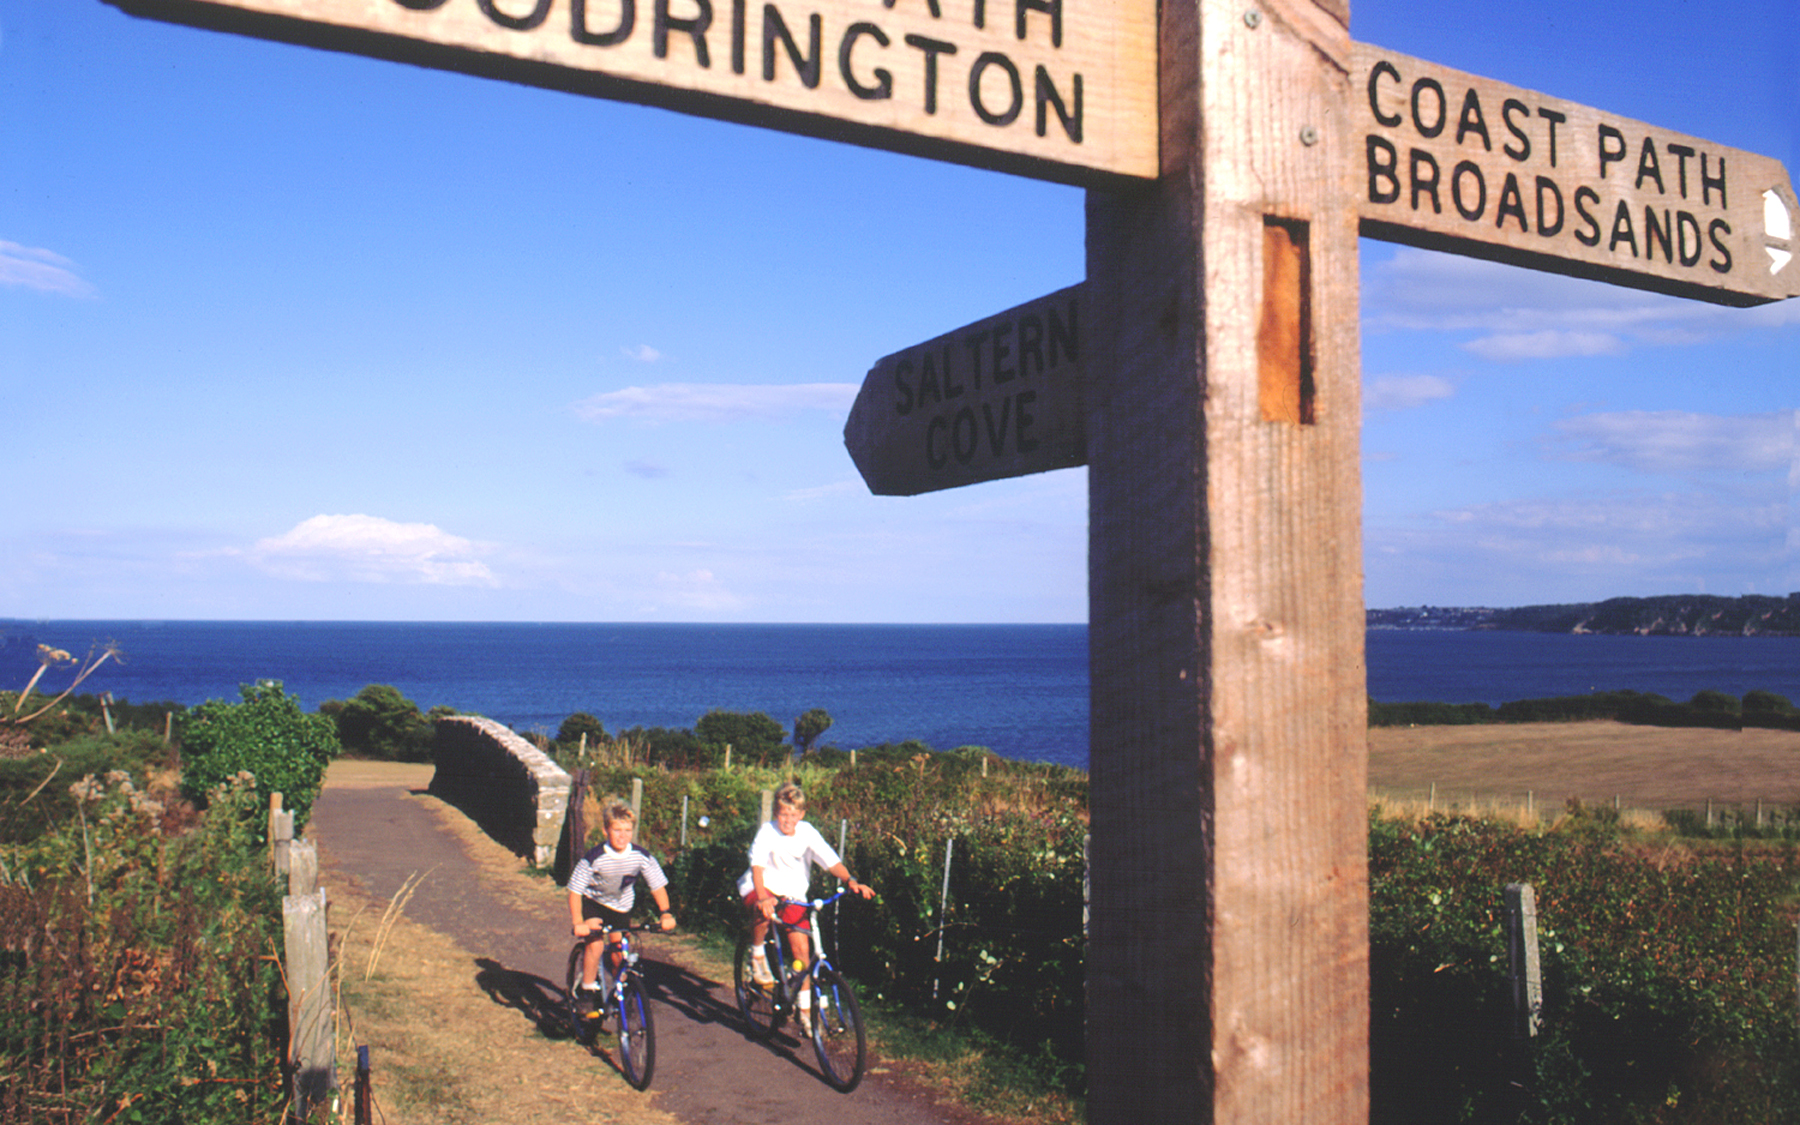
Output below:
[735,818,841,901]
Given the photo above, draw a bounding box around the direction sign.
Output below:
[843,285,1082,495]
[1354,43,1800,307]
[108,0,1158,185]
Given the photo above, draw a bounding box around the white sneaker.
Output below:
[751,955,774,987]
[797,1008,813,1037]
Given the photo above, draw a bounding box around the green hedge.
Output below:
[1370,811,1800,1123]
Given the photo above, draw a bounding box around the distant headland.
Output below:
[1367,594,1800,637]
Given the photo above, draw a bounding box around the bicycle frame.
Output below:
[758,888,850,1011]
[567,921,659,1089]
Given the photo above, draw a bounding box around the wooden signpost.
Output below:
[107,0,1800,1120]
[106,0,1158,184]
[1354,43,1799,307]
[843,285,1084,495]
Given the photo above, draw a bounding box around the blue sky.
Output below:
[3,0,1796,622]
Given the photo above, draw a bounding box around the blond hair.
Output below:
[600,801,636,830]
[773,782,806,813]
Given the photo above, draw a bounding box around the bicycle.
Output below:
[732,887,867,1092]
[565,922,657,1090]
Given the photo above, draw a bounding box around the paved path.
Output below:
[310,779,963,1125]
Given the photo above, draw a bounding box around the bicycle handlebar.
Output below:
[776,886,858,912]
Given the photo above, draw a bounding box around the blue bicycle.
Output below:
[565,922,656,1090]
[733,887,868,1091]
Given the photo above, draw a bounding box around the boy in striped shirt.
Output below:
[567,801,676,1015]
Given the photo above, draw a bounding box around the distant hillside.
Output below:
[1368,594,1800,636]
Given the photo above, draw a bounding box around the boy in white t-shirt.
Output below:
[736,782,873,1032]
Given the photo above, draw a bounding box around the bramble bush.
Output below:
[1,772,287,1124]
[1370,808,1800,1124]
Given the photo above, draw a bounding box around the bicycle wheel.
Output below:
[615,978,656,1090]
[564,943,594,1043]
[733,932,778,1040]
[809,967,866,1092]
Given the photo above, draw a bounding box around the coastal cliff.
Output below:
[1369,593,1800,636]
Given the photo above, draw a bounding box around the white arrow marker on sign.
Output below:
[1766,189,1794,275]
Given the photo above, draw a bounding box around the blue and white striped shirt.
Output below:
[568,842,669,914]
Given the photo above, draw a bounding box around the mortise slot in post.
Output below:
[1258,217,1316,425]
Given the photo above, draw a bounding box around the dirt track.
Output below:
[310,762,983,1125]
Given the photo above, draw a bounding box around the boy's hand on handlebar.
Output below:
[846,879,874,899]
[659,911,678,932]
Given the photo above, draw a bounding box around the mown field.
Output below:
[1369,719,1800,812]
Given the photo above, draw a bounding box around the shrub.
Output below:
[180,681,340,828]
[0,729,180,844]
[324,683,433,761]
[0,772,286,1122]
[1369,812,1800,1123]
[556,711,607,747]
[696,709,787,766]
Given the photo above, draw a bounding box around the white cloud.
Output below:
[1362,247,1800,360]
[621,344,663,362]
[1364,373,1456,411]
[624,458,672,479]
[1546,410,1798,476]
[1461,330,1626,362]
[1,241,96,297]
[784,479,866,503]
[645,568,745,612]
[244,514,497,586]
[572,382,859,425]
[1365,487,1791,606]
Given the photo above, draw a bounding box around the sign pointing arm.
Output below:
[1353,43,1800,307]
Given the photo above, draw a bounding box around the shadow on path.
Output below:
[473,958,571,1041]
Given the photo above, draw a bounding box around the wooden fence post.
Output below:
[288,838,318,898]
[760,789,772,825]
[932,837,954,1002]
[1505,883,1543,1039]
[283,888,335,1120]
[630,777,643,823]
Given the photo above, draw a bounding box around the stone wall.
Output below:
[429,716,571,865]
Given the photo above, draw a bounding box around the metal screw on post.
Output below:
[1299,124,1319,146]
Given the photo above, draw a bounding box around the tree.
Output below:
[557,712,607,747]
[181,681,341,827]
[793,708,833,757]
[329,684,433,762]
[696,709,786,765]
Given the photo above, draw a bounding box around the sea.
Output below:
[6,620,1800,773]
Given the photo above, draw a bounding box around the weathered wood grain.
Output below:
[108,0,1159,184]
[1354,42,1800,306]
[1084,0,1367,1118]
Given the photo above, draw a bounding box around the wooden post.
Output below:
[268,791,284,860]
[1084,0,1366,1119]
[288,837,318,898]
[1505,883,1543,1039]
[272,809,294,877]
[760,788,773,825]
[284,889,335,1120]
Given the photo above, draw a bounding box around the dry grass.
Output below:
[1368,720,1800,820]
[317,761,687,1125]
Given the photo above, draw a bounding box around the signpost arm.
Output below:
[1084,0,1367,1119]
